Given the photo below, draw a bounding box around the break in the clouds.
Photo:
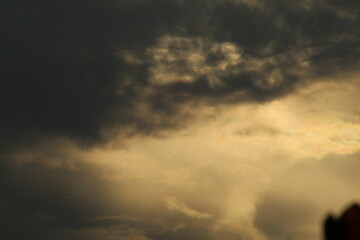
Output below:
[2,0,360,240]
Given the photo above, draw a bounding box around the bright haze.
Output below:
[2,1,360,240]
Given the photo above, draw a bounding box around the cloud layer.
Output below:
[2,0,360,239]
[2,0,360,148]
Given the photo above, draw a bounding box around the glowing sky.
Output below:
[2,1,360,240]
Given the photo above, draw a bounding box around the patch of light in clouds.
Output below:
[75,77,360,239]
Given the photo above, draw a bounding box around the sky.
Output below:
[2,0,360,239]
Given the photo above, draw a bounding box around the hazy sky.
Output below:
[2,1,360,240]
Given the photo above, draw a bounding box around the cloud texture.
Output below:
[2,0,360,239]
[2,0,360,148]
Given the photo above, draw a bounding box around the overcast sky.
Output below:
[2,0,360,240]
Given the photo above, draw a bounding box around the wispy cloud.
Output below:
[164,197,213,219]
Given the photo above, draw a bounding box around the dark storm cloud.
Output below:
[0,0,186,149]
[2,0,360,149]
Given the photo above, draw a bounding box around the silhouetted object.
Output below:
[325,204,360,240]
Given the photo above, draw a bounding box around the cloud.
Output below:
[1,0,185,151]
[254,152,360,240]
[146,36,244,87]
[255,193,319,240]
[1,0,360,153]
[164,196,213,219]
[235,124,281,136]
[0,156,218,240]
[2,78,360,239]
[2,1,360,239]
[0,160,185,240]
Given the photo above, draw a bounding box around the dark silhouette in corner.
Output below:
[325,204,360,240]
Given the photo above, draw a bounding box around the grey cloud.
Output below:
[254,152,360,240]
[255,193,319,240]
[235,124,281,136]
[2,0,360,151]
[1,0,186,151]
